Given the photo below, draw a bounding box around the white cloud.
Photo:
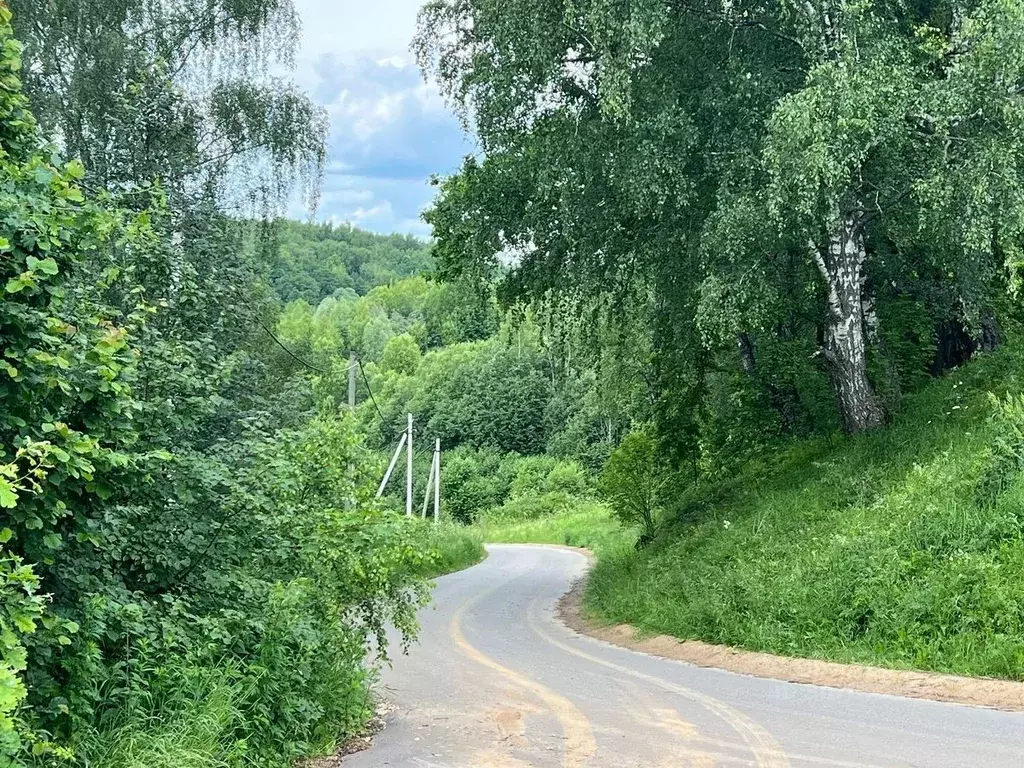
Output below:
[349,201,394,222]
[290,0,474,236]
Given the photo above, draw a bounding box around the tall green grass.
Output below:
[474,500,630,556]
[72,659,371,768]
[418,520,486,577]
[588,343,1024,679]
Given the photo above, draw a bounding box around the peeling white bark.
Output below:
[812,213,886,434]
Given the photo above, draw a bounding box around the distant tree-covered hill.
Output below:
[268,220,434,303]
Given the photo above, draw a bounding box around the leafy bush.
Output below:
[486,491,575,522]
[543,460,590,497]
[380,333,422,375]
[508,456,558,499]
[59,415,433,765]
[440,447,514,523]
[599,429,664,541]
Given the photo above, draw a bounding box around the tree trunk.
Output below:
[737,332,757,376]
[812,212,886,434]
[978,307,1001,353]
[736,330,800,432]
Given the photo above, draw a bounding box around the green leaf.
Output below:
[86,481,113,500]
[0,481,16,509]
[65,159,85,179]
[42,533,61,549]
[35,257,59,276]
[0,527,12,543]
[5,274,32,293]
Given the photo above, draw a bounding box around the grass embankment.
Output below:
[421,521,487,576]
[590,344,1024,680]
[450,344,1024,681]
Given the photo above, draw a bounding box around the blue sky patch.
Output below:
[291,0,473,237]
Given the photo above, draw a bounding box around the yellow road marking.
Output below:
[527,597,894,768]
[524,597,790,768]
[449,590,597,768]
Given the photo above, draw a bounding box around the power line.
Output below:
[357,358,394,431]
[256,317,328,374]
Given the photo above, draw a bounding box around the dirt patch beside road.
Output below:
[558,577,1024,712]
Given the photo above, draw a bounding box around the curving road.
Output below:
[343,545,1024,767]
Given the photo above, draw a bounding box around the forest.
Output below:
[4,0,1024,765]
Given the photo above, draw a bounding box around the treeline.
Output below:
[415,0,1024,477]
[269,221,433,304]
[0,3,441,766]
[269,259,642,519]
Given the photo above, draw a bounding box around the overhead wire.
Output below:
[256,316,329,373]
[357,357,391,426]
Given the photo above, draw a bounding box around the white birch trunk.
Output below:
[812,212,886,434]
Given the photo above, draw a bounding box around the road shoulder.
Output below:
[558,568,1024,713]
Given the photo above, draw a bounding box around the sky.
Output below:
[290,0,474,237]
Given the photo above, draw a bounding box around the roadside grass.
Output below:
[74,670,243,768]
[419,520,486,577]
[472,500,630,556]
[589,342,1024,680]
[72,659,371,768]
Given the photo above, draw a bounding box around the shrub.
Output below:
[508,455,558,499]
[543,460,590,497]
[380,333,422,375]
[486,491,575,522]
[599,429,664,541]
[440,446,513,522]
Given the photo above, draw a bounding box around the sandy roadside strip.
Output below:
[554,549,1024,713]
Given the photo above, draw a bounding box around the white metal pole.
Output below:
[433,439,441,523]
[406,413,413,517]
[421,450,434,519]
[376,432,407,498]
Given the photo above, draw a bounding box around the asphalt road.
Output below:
[344,544,1024,767]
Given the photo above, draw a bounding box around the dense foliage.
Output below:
[415,0,1024,468]
[0,5,444,766]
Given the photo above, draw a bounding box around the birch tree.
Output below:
[418,0,1024,435]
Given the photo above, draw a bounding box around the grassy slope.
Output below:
[588,343,1024,680]
[421,521,487,576]
[473,501,629,556]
